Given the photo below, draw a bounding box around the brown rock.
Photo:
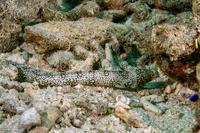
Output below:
[149,24,196,61]
[40,106,62,131]
[104,0,129,10]
[67,1,100,20]
[114,106,145,127]
[0,21,21,53]
[3,98,28,114]
[23,17,130,54]
[18,93,31,104]
[95,10,126,22]
[0,0,59,25]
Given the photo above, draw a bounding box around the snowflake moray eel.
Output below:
[10,62,158,88]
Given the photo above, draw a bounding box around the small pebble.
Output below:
[61,85,72,93]
[90,118,97,125]
[164,85,172,94]
[74,84,84,89]
[60,100,71,112]
[19,107,41,129]
[18,93,31,104]
[72,119,83,128]
[129,102,143,108]
[114,106,145,127]
[3,98,28,114]
[40,106,63,131]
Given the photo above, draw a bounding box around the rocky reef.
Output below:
[141,0,192,12]
[0,0,200,132]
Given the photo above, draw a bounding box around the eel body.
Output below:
[10,62,158,88]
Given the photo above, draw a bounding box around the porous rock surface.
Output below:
[23,17,132,54]
[0,21,21,53]
[141,0,192,12]
[67,1,100,20]
[0,0,60,53]
[148,24,196,61]
[0,0,59,25]
[104,0,129,10]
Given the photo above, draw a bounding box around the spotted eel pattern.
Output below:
[11,62,158,88]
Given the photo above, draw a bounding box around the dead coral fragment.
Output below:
[95,10,126,22]
[148,24,196,61]
[67,1,100,20]
[0,0,59,25]
[24,17,130,54]
[104,0,129,10]
[114,106,145,127]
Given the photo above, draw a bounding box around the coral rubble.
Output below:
[0,0,199,132]
[149,24,196,61]
[104,0,129,10]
